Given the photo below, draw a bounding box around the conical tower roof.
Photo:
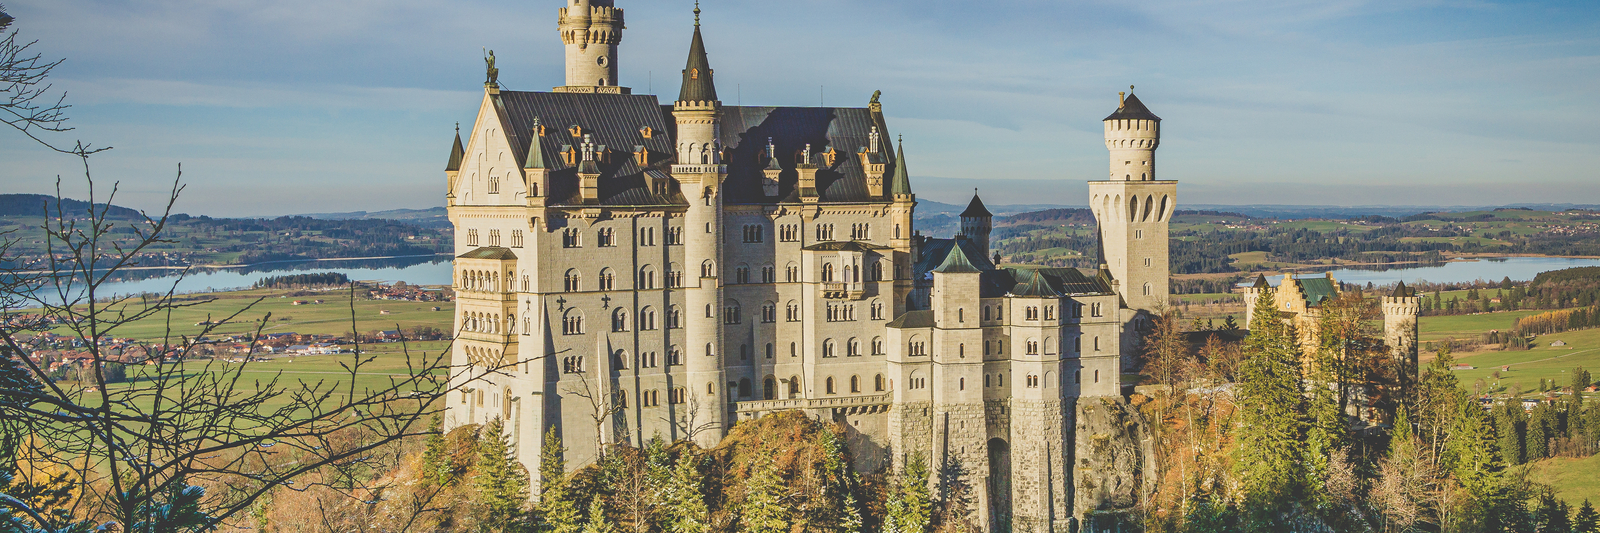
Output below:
[677,17,718,104]
[961,191,991,218]
[1104,93,1161,121]
[1391,280,1415,298]
[890,138,913,196]
[933,241,982,274]
[445,126,465,172]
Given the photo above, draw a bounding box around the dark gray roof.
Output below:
[1391,280,1415,298]
[446,130,465,172]
[458,247,518,260]
[886,310,934,329]
[717,105,896,204]
[960,193,991,218]
[1253,274,1271,289]
[802,241,888,252]
[1020,267,1115,296]
[677,25,717,103]
[1104,93,1160,121]
[494,91,682,206]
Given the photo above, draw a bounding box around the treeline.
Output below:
[172,215,450,263]
[1171,276,1245,295]
[252,272,352,289]
[1515,307,1600,336]
[1135,292,1600,532]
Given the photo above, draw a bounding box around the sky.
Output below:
[2,0,1598,217]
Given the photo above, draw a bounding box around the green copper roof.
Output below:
[1010,269,1057,297]
[445,129,465,172]
[890,139,913,196]
[886,310,934,329]
[1298,276,1337,307]
[677,25,718,103]
[933,241,981,274]
[457,247,518,260]
[524,130,545,169]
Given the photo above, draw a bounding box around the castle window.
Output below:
[761,302,777,323]
[701,260,716,278]
[985,375,991,388]
[667,226,683,245]
[1135,229,1144,239]
[823,339,836,358]
[1075,336,1082,353]
[790,343,797,358]
[761,265,775,283]
[848,338,861,357]
[959,377,965,391]
[639,227,656,246]
[521,274,529,292]
[1144,283,1152,296]
[562,228,581,248]
[669,387,686,405]
[816,224,835,241]
[736,265,750,284]
[998,373,1004,387]
[983,306,992,321]
[786,301,800,322]
[1027,340,1039,355]
[780,224,799,242]
[642,351,658,368]
[1026,306,1039,321]
[467,229,480,247]
[511,229,524,248]
[614,350,630,370]
[562,310,584,335]
[1045,306,1055,320]
[958,308,965,322]
[488,176,500,194]
[959,344,965,358]
[705,343,716,357]
[597,228,616,247]
[743,224,765,243]
[706,304,714,318]
[787,263,799,282]
[850,223,870,240]
[764,377,776,400]
[1073,303,1083,319]
[870,300,884,320]
[1144,258,1152,267]
[1095,370,1100,383]
[643,390,659,407]
[667,347,682,366]
[766,343,774,359]
[739,379,751,398]
[723,301,741,324]
[667,306,682,329]
[869,262,883,282]
[740,345,749,361]
[616,390,627,409]
[788,377,801,397]
[599,268,616,291]
[875,374,885,392]
[1091,303,1103,317]
[822,263,835,282]
[826,377,836,394]
[612,308,629,332]
[564,269,582,292]
[1094,336,1101,351]
[872,337,884,355]
[666,265,683,288]
[639,266,657,289]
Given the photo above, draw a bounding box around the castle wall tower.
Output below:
[958,191,993,260]
[1089,91,1174,320]
[672,14,726,447]
[556,0,629,93]
[1383,281,1422,390]
[890,138,916,313]
[1242,274,1270,328]
[927,245,990,527]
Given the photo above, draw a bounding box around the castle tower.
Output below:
[1383,281,1421,391]
[1242,274,1270,328]
[1089,90,1174,318]
[927,244,990,527]
[958,190,993,259]
[671,9,727,447]
[890,138,916,298]
[556,0,629,93]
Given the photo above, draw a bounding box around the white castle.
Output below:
[444,2,1170,530]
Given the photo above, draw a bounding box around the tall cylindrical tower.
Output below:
[558,0,624,89]
[672,14,726,447]
[1089,90,1174,317]
[1105,91,1159,182]
[1383,282,1422,391]
[958,191,992,259]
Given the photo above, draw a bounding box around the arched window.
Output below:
[848,338,861,357]
[826,377,837,394]
[639,266,657,289]
[765,343,774,359]
[612,308,630,332]
[764,377,777,400]
[874,374,885,391]
[562,310,585,335]
[614,349,630,370]
[701,260,716,278]
[823,339,836,358]
[564,269,581,292]
[599,268,616,291]
[640,307,657,330]
[821,263,835,282]
[788,376,801,398]
[705,343,716,357]
[668,306,682,329]
[761,301,777,323]
[723,301,742,324]
[870,261,884,282]
[872,337,884,355]
[739,378,751,398]
[850,375,861,393]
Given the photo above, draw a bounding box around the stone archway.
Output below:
[988,437,1012,533]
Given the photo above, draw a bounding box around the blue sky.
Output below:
[3,0,1597,217]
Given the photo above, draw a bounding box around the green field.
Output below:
[1418,310,1545,342]
[49,288,453,341]
[1450,328,1600,396]
[1523,453,1600,507]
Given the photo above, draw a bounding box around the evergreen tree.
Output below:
[886,452,933,533]
[1575,499,1598,533]
[812,427,863,533]
[1527,405,1551,461]
[1222,315,1239,331]
[582,497,617,533]
[421,414,452,486]
[1537,492,1574,533]
[1443,393,1509,529]
[1231,289,1308,508]
[1498,400,1526,465]
[660,450,709,533]
[537,428,581,533]
[1576,367,1593,393]
[476,418,532,531]
[741,454,791,533]
[1304,384,1347,503]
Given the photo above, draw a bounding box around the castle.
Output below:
[444,2,1169,530]
[1242,274,1421,383]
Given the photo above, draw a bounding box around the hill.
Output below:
[0,193,143,219]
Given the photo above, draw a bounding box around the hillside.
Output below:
[0,193,143,219]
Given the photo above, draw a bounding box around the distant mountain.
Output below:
[0,194,143,219]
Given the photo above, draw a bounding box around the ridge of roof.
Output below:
[1253,274,1271,289]
[886,310,934,329]
[933,241,982,274]
[960,192,991,218]
[1104,93,1161,121]
[446,127,465,172]
[677,25,718,103]
[890,138,913,196]
[1011,269,1058,297]
[458,247,518,260]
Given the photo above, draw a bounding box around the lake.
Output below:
[66,255,455,301]
[1319,256,1600,287]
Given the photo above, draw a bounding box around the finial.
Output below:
[694,1,701,27]
[455,122,460,135]
[1130,84,1135,91]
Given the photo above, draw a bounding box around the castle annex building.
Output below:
[445,2,1169,530]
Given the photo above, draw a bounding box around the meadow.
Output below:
[70,288,453,341]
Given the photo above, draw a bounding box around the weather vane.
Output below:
[694,1,701,26]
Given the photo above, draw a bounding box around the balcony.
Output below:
[822,282,865,300]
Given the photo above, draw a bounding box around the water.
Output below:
[48,255,454,301]
[1314,256,1600,287]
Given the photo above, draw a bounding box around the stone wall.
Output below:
[1072,396,1151,525]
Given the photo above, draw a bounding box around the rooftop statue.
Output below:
[485,50,500,88]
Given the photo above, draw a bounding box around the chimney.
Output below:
[1118,91,1126,109]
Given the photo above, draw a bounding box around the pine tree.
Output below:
[421,414,452,486]
[812,427,863,533]
[1537,492,1573,533]
[741,455,792,533]
[1304,384,1347,502]
[1574,499,1598,533]
[1231,289,1307,508]
[1222,315,1239,331]
[1498,400,1526,465]
[661,450,709,533]
[476,418,532,531]
[886,452,933,533]
[537,427,581,533]
[582,497,617,533]
[1527,405,1550,461]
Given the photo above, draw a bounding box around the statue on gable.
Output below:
[484,50,500,88]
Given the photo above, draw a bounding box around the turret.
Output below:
[669,6,726,447]
[958,190,992,258]
[1242,274,1270,328]
[556,0,629,93]
[1383,281,1422,388]
[1104,89,1160,181]
[445,125,465,204]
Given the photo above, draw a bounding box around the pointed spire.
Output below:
[677,5,718,104]
[1391,280,1414,298]
[961,189,991,218]
[524,129,545,170]
[890,136,913,196]
[1105,91,1160,121]
[445,123,465,172]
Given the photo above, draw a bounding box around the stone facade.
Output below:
[444,2,1164,530]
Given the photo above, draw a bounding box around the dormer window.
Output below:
[561,145,576,166]
[691,68,699,80]
[824,147,837,167]
[569,125,583,138]
[639,126,653,139]
[635,146,649,166]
